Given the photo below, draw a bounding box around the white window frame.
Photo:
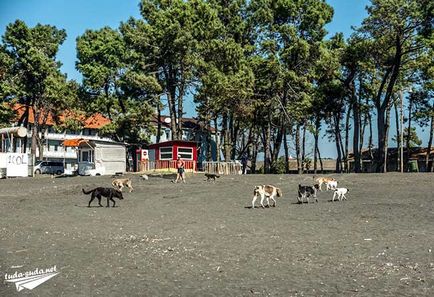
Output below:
[177,147,193,160]
[80,150,94,163]
[159,146,173,160]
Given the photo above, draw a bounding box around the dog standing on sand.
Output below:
[298,184,320,203]
[314,176,337,191]
[82,187,124,207]
[332,188,349,202]
[252,185,283,208]
[204,173,220,182]
[112,178,133,192]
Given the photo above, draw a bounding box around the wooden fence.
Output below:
[138,160,196,173]
[202,161,242,175]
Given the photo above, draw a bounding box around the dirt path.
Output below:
[1,173,433,296]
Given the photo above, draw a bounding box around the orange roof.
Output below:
[12,104,110,129]
[62,138,88,147]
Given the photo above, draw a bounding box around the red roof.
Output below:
[12,104,110,129]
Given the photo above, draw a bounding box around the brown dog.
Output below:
[112,178,133,192]
[314,176,336,191]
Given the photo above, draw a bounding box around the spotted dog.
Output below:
[252,185,283,208]
[298,184,320,203]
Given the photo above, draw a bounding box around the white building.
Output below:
[1,104,113,172]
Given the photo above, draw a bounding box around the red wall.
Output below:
[152,142,197,161]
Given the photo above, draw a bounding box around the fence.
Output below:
[138,160,196,173]
[202,161,242,175]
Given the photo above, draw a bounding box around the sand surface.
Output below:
[1,173,433,296]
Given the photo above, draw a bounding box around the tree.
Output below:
[357,0,433,172]
[0,20,75,159]
[139,0,212,140]
[76,26,159,144]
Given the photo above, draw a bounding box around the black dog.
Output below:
[298,184,320,203]
[82,187,124,207]
[204,173,220,182]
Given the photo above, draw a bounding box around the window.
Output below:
[160,147,173,160]
[81,150,94,162]
[66,129,79,135]
[177,147,193,160]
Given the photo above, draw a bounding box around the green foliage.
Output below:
[76,24,159,143]
[0,103,15,128]
[0,20,77,157]
[392,127,422,147]
[272,156,287,174]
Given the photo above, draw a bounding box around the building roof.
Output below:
[348,147,434,160]
[151,115,216,133]
[148,140,199,149]
[12,103,111,130]
[62,138,124,147]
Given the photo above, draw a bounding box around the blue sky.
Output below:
[4,0,422,158]
[0,0,369,81]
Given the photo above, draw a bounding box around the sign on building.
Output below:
[0,153,30,177]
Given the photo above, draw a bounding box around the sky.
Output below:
[3,0,423,159]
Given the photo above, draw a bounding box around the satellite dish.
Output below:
[163,117,171,124]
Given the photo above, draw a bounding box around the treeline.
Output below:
[0,0,433,172]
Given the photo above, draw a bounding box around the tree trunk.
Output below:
[374,35,402,172]
[251,128,259,174]
[165,66,178,140]
[222,113,231,161]
[271,119,284,168]
[214,117,220,162]
[426,113,434,172]
[394,98,400,171]
[177,95,183,140]
[31,104,39,158]
[283,127,289,174]
[405,96,413,166]
[359,112,367,168]
[295,124,302,174]
[376,107,387,172]
[156,103,162,143]
[316,143,324,173]
[230,117,239,160]
[352,90,361,173]
[333,115,342,173]
[301,119,307,173]
[367,107,374,160]
[262,120,272,174]
[167,91,177,140]
[382,106,392,173]
[206,118,212,161]
[313,117,320,174]
[344,105,352,173]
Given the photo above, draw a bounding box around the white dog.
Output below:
[332,188,349,202]
[326,180,338,191]
[252,185,282,208]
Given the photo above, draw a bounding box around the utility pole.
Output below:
[399,90,404,173]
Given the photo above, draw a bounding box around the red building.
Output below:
[136,140,198,172]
